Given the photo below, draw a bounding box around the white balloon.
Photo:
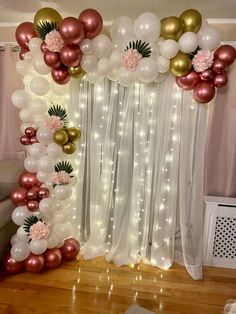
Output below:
[11,241,30,261]
[28,37,43,52]
[198,26,221,51]
[157,55,170,73]
[19,109,33,122]
[97,58,113,76]
[16,60,31,76]
[108,69,119,81]
[117,67,136,86]
[136,58,158,83]
[12,206,32,226]
[31,98,47,114]
[47,232,59,249]
[36,127,53,145]
[24,156,38,172]
[38,156,55,173]
[160,39,179,59]
[93,34,112,59]
[24,51,33,62]
[110,50,122,69]
[53,211,67,223]
[36,170,51,183]
[33,53,51,75]
[39,197,54,214]
[50,81,69,96]
[30,76,50,96]
[134,12,160,43]
[47,143,63,158]
[110,16,134,47]
[33,113,47,128]
[53,200,63,211]
[30,239,48,255]
[86,72,102,84]
[28,143,47,159]
[81,55,98,73]
[17,226,29,242]
[80,38,94,55]
[178,32,198,53]
[54,222,73,239]
[11,90,31,109]
[54,185,72,200]
[69,176,77,187]
[57,239,64,247]
[10,234,20,246]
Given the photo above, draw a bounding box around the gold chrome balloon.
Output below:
[67,127,81,141]
[34,7,62,35]
[179,9,202,33]
[160,16,183,40]
[68,66,86,79]
[62,142,76,154]
[53,129,69,145]
[170,52,192,77]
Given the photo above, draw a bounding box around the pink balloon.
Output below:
[213,72,228,88]
[51,65,71,85]
[20,135,30,145]
[78,8,103,39]
[29,136,39,144]
[26,189,37,200]
[27,200,39,211]
[25,127,36,138]
[19,49,29,60]
[44,248,62,269]
[59,17,85,45]
[10,187,27,205]
[60,44,82,67]
[24,253,45,273]
[60,238,80,261]
[212,59,226,73]
[15,22,37,50]
[38,187,50,200]
[3,252,24,274]
[214,45,236,67]
[44,51,62,68]
[176,70,200,90]
[200,69,213,81]
[193,82,215,104]
[19,171,41,189]
[41,42,48,53]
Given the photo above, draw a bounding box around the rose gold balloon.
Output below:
[20,135,30,145]
[176,69,200,90]
[27,200,39,211]
[26,189,37,200]
[214,45,236,67]
[44,248,62,269]
[60,44,82,67]
[51,65,70,85]
[10,187,27,205]
[3,252,24,274]
[213,72,228,88]
[38,187,50,200]
[41,41,48,53]
[19,171,41,189]
[24,253,45,273]
[60,238,80,261]
[59,17,85,45]
[29,136,39,144]
[78,9,103,39]
[19,49,29,60]
[65,238,80,252]
[193,82,215,104]
[15,22,37,50]
[44,51,62,68]
[212,59,226,73]
[25,127,36,138]
[200,69,213,81]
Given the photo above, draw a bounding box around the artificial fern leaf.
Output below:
[23,215,41,234]
[124,40,152,58]
[55,161,73,174]
[36,21,58,40]
[48,105,67,122]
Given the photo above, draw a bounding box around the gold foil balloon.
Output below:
[160,16,183,40]
[68,66,86,79]
[179,9,202,33]
[62,142,76,154]
[53,129,69,145]
[34,8,62,35]
[67,127,81,141]
[170,52,192,77]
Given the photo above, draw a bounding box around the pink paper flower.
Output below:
[29,221,50,240]
[50,171,71,185]
[122,49,142,71]
[192,50,214,73]
[46,116,64,132]
[45,30,64,52]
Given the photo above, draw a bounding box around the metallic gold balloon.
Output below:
[179,9,202,33]
[53,129,69,145]
[62,142,76,154]
[68,66,86,79]
[170,52,192,77]
[67,127,81,141]
[34,8,62,35]
[160,16,183,40]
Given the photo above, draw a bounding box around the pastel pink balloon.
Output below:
[79,8,103,39]
[212,59,226,73]
[213,72,228,88]
[214,45,236,67]
[24,253,45,273]
[176,70,200,90]
[51,65,71,85]
[20,135,30,145]
[59,17,85,45]
[15,22,37,50]
[44,51,62,68]
[193,82,215,104]
[44,248,62,269]
[200,69,213,81]
[3,252,24,274]
[10,187,27,205]
[27,200,39,211]
[19,171,41,189]
[60,44,82,67]
[60,238,80,261]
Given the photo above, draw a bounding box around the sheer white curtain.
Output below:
[68,75,206,280]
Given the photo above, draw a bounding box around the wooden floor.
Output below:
[0,257,236,314]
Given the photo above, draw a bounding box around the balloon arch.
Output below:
[4,7,236,273]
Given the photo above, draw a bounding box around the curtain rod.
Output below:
[0,44,20,52]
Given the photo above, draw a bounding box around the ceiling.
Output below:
[0,0,236,24]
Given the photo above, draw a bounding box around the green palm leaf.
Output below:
[36,21,58,40]
[48,105,67,122]
[55,161,73,174]
[124,40,152,58]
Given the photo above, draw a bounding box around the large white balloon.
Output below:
[16,60,31,76]
[81,55,98,72]
[117,67,136,86]
[86,72,102,84]
[108,69,119,81]
[97,58,113,76]
[30,76,50,96]
[47,232,59,249]
[136,58,158,83]
[28,37,43,52]
[36,127,53,145]
[198,26,221,51]
[54,185,72,200]
[11,241,30,261]
[47,143,63,158]
[80,38,94,55]
[33,53,51,75]
[19,109,33,122]
[110,16,134,47]
[36,170,51,183]
[37,156,55,173]
[110,50,122,69]
[17,225,29,242]
[178,32,198,53]
[33,113,47,128]
[39,197,54,214]
[28,143,47,159]
[11,90,31,109]
[134,12,160,43]
[30,239,48,255]
[30,98,47,114]
[10,234,20,246]
[24,156,38,173]
[54,222,73,239]
[12,206,32,226]
[24,51,33,63]
[157,55,170,73]
[160,39,179,59]
[93,34,112,59]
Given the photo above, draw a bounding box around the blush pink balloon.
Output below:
[29,136,39,144]
[214,45,236,67]
[25,127,36,138]
[44,51,62,68]
[60,44,82,67]
[51,65,70,85]
[19,171,41,189]
[26,189,37,200]
[176,70,200,90]
[44,248,62,269]
[200,69,213,81]
[193,82,215,104]
[78,8,103,39]
[38,187,50,200]
[59,17,85,45]
[213,72,228,88]
[41,41,48,53]
[20,135,30,145]
[15,22,37,50]
[27,200,39,211]
[10,187,27,205]
[3,252,24,274]
[212,59,226,73]
[24,253,45,273]
[60,238,80,261]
